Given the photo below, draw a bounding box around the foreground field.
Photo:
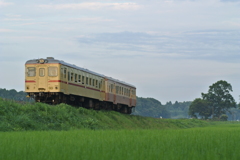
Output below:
[1,124,240,160]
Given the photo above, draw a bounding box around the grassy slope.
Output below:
[0,98,211,131]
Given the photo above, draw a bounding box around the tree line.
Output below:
[0,88,32,102]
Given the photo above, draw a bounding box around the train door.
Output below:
[113,83,116,104]
[37,65,48,91]
[66,68,71,95]
[129,88,132,106]
[62,67,68,94]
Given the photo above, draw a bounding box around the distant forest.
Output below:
[0,88,32,102]
[0,88,239,120]
[134,97,190,119]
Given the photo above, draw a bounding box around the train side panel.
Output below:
[105,79,136,107]
[60,64,105,101]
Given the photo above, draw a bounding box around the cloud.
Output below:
[0,28,15,32]
[68,17,114,23]
[0,1,14,7]
[39,2,141,10]
[77,30,240,61]
[220,0,240,2]
[3,18,33,21]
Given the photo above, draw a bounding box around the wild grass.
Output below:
[1,125,240,160]
[0,98,210,131]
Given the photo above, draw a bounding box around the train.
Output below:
[25,57,136,114]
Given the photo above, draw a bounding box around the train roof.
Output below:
[25,57,136,88]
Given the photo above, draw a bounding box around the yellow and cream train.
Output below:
[25,57,136,114]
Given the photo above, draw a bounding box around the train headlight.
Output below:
[39,59,45,63]
[37,59,48,64]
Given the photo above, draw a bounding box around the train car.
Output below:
[25,57,136,114]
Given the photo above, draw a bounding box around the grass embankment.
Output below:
[1,125,240,160]
[0,98,209,131]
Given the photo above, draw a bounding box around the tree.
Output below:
[189,98,211,119]
[201,80,236,118]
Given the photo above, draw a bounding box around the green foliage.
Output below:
[0,98,210,131]
[189,98,211,119]
[202,80,236,118]
[0,98,99,131]
[189,80,237,120]
[165,101,191,119]
[0,88,32,102]
[220,114,228,121]
[0,88,192,119]
[133,97,171,118]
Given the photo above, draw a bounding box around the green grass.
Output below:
[0,98,210,131]
[1,125,240,160]
[1,98,240,159]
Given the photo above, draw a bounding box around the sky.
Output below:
[0,0,240,104]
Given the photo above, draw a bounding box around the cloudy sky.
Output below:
[1,0,240,104]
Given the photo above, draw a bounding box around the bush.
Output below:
[220,114,228,121]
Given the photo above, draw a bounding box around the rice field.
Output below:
[1,124,240,160]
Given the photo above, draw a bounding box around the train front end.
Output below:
[25,57,61,104]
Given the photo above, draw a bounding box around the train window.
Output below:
[116,86,119,94]
[78,75,81,83]
[101,80,104,89]
[75,74,78,83]
[96,80,98,88]
[48,67,58,77]
[71,73,74,81]
[82,76,85,84]
[61,68,63,78]
[90,78,92,86]
[27,67,36,77]
[64,68,67,79]
[68,72,70,81]
[39,68,45,77]
[111,84,113,93]
[86,77,89,85]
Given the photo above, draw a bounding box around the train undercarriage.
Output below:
[27,92,133,114]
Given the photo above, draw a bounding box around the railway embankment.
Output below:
[0,98,211,132]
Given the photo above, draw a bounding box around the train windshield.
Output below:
[48,67,58,77]
[27,67,36,77]
[39,68,45,77]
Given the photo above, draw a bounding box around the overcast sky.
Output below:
[1,0,240,104]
